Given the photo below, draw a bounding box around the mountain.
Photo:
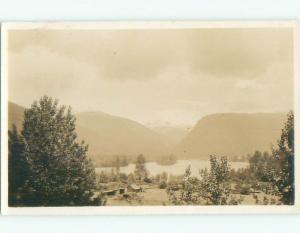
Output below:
[174,113,286,159]
[8,102,288,162]
[8,102,169,162]
[149,125,190,148]
[75,112,169,160]
[8,102,25,131]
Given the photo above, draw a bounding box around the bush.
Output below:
[159,181,167,189]
[235,183,251,195]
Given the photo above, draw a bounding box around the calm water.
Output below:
[96,159,248,177]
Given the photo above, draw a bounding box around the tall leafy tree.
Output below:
[9,96,98,206]
[8,125,29,206]
[134,154,148,182]
[270,111,294,205]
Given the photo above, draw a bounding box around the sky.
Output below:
[7,28,294,127]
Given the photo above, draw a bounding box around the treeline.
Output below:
[92,155,130,168]
[97,154,150,184]
[92,154,178,168]
[96,153,173,192]
[156,154,177,165]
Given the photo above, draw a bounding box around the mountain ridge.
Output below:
[8,102,169,163]
[174,112,286,159]
[8,101,287,162]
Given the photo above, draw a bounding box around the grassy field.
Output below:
[106,185,170,206]
[105,185,279,206]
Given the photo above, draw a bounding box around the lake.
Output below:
[96,159,248,177]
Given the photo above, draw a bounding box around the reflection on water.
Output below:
[96,159,248,177]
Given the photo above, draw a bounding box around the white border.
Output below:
[1,21,300,215]
[0,21,299,30]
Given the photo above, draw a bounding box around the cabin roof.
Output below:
[130,184,141,189]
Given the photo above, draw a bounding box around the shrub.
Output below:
[159,181,167,189]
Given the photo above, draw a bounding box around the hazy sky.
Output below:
[8,28,293,126]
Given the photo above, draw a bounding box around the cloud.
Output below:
[186,28,293,78]
[8,45,100,109]
[7,28,294,125]
[9,28,293,81]
[9,29,187,81]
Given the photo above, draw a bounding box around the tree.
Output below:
[249,151,273,182]
[134,154,148,182]
[8,125,29,206]
[176,165,201,204]
[198,156,233,205]
[269,111,294,205]
[9,96,99,206]
[98,171,109,183]
[160,172,168,182]
[167,156,240,205]
[115,156,121,174]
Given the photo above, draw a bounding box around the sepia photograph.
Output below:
[1,21,299,214]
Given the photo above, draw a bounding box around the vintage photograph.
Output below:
[1,22,299,214]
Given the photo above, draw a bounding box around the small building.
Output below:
[102,183,128,196]
[119,187,127,194]
[128,184,143,192]
[103,189,119,196]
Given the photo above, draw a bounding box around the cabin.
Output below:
[102,183,128,196]
[98,182,145,197]
[119,187,126,194]
[128,184,143,192]
[103,189,119,196]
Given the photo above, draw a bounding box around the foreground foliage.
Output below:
[9,96,100,206]
[167,156,242,205]
[269,111,294,205]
